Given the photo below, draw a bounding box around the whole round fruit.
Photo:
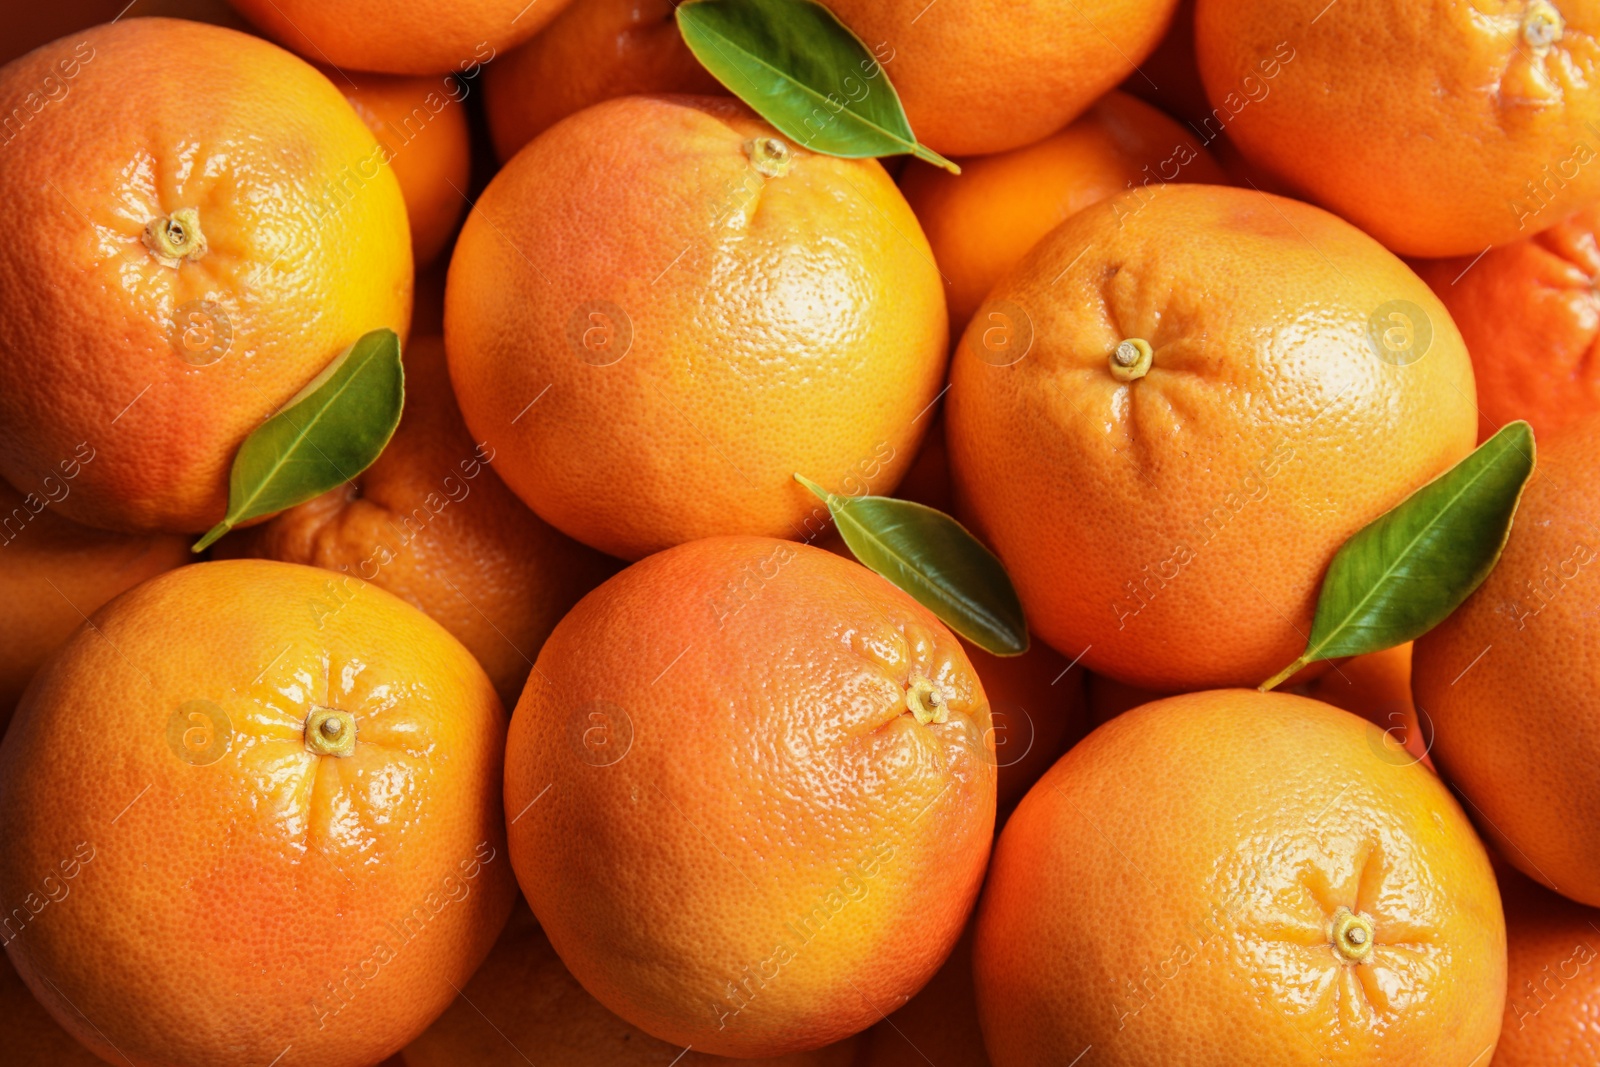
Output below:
[446,95,946,560]
[1195,0,1600,256]
[901,91,1227,337]
[825,0,1183,157]
[0,478,188,722]
[504,536,995,1057]
[1414,414,1600,905]
[484,0,723,162]
[974,690,1506,1067]
[401,899,861,1067]
[1491,867,1600,1066]
[334,68,471,265]
[0,20,412,534]
[1413,204,1600,443]
[947,183,1477,690]
[225,0,569,74]
[0,559,515,1067]
[220,337,616,707]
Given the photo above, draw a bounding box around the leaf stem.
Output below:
[191,521,230,554]
[1258,654,1311,693]
[912,143,961,174]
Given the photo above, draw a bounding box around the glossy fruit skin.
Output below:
[902,91,1228,338]
[0,559,515,1067]
[975,690,1506,1067]
[445,95,947,561]
[824,0,1183,158]
[504,536,995,1057]
[0,951,104,1066]
[948,183,1478,691]
[1195,0,1600,257]
[1414,415,1600,907]
[483,0,723,163]
[1490,867,1600,1066]
[0,479,189,723]
[0,20,412,534]
[334,69,472,266]
[1413,204,1600,443]
[401,899,861,1067]
[219,338,617,708]
[224,0,569,74]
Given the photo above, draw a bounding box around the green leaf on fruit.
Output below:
[1259,421,1535,691]
[192,329,404,552]
[676,0,958,172]
[795,473,1027,655]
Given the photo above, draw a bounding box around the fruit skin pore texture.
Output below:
[218,337,617,709]
[483,0,724,162]
[224,0,572,74]
[900,90,1229,338]
[1414,414,1600,907]
[400,898,862,1067]
[824,0,1184,157]
[1413,203,1600,443]
[1195,0,1600,257]
[0,559,515,1067]
[974,690,1506,1067]
[0,19,412,534]
[503,536,996,1058]
[948,182,1477,691]
[445,95,947,561]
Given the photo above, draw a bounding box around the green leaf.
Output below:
[676,0,958,172]
[1259,421,1535,690]
[794,474,1027,655]
[192,330,404,552]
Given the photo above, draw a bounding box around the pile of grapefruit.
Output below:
[1,1,1598,1065]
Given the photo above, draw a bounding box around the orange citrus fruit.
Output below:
[854,923,990,1067]
[0,478,188,721]
[824,0,1183,157]
[483,0,723,162]
[963,639,1089,817]
[1194,0,1600,256]
[0,0,248,66]
[504,536,995,1057]
[1120,0,1211,128]
[0,19,412,534]
[901,90,1227,337]
[947,183,1478,691]
[974,690,1506,1066]
[224,0,569,75]
[331,67,471,266]
[1413,414,1600,906]
[1491,866,1600,1066]
[1290,643,1433,771]
[401,898,862,1066]
[0,950,104,1066]
[0,559,516,1067]
[217,337,616,708]
[445,95,946,561]
[1413,203,1600,443]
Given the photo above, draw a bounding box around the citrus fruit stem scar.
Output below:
[905,674,949,725]
[143,207,208,265]
[743,137,793,179]
[1329,907,1375,963]
[1524,0,1564,48]
[305,706,357,757]
[1109,338,1153,382]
